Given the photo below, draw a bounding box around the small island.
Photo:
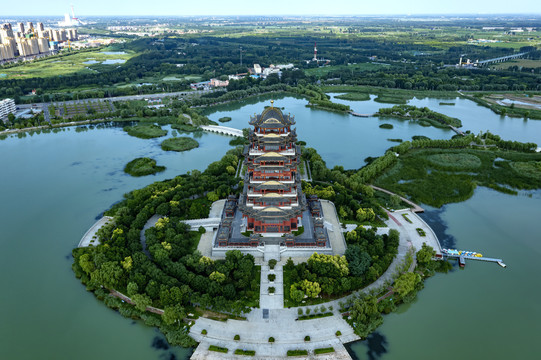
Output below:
[160,137,199,152]
[124,157,166,177]
[218,116,232,123]
[124,124,168,139]
[377,104,462,128]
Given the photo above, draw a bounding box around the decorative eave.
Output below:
[253,181,290,191]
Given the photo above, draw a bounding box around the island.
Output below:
[73,103,524,359]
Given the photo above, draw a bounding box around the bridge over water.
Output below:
[200,125,243,137]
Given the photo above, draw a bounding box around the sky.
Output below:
[2,0,541,17]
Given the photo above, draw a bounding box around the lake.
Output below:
[0,94,539,360]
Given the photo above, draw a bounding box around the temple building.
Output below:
[239,102,305,234]
[215,102,328,249]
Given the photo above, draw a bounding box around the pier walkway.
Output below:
[200,125,243,137]
[370,185,425,213]
[442,251,506,268]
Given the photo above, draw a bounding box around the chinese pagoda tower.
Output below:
[239,101,306,234]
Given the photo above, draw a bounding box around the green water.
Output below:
[0,126,231,360]
[0,95,539,359]
[348,188,541,359]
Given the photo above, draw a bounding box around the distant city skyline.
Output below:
[2,0,541,17]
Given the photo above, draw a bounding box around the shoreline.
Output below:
[78,194,440,359]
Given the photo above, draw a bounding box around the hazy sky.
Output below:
[3,0,540,16]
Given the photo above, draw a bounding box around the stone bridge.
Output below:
[200,125,243,137]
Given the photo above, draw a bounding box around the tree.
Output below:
[209,271,226,283]
[307,253,349,278]
[226,165,236,175]
[356,208,375,222]
[127,282,139,297]
[162,304,186,326]
[416,243,436,266]
[295,279,321,298]
[132,293,152,312]
[79,253,95,275]
[393,272,421,298]
[207,191,219,202]
[349,295,383,338]
[346,245,372,277]
[290,288,305,303]
[389,195,401,208]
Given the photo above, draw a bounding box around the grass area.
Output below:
[374,94,412,104]
[229,137,249,146]
[196,307,248,321]
[287,350,308,356]
[493,59,541,71]
[402,213,413,224]
[334,92,371,101]
[124,124,167,139]
[509,161,541,179]
[416,228,426,237]
[298,312,333,321]
[374,148,541,207]
[0,48,137,80]
[426,153,481,169]
[171,124,201,132]
[292,226,304,236]
[161,137,199,152]
[377,104,463,128]
[315,347,335,355]
[124,157,166,177]
[305,62,386,77]
[209,345,228,353]
[234,349,256,356]
[465,93,541,120]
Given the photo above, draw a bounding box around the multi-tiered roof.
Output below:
[239,103,306,234]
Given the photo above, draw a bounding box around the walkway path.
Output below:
[188,206,441,359]
[321,200,347,256]
[259,263,284,310]
[140,214,161,256]
[190,307,357,359]
[391,209,442,255]
[78,216,113,247]
[370,185,425,213]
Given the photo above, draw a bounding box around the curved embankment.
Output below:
[78,195,441,359]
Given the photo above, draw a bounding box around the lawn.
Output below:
[0,47,137,80]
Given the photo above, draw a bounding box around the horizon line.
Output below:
[3,13,541,18]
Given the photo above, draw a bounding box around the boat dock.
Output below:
[439,249,507,268]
